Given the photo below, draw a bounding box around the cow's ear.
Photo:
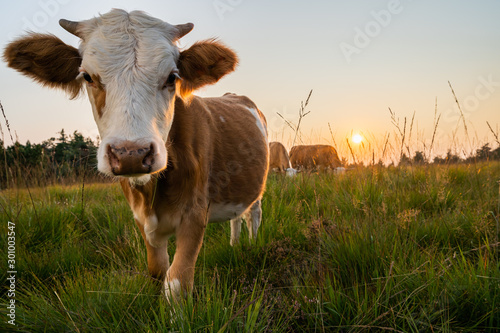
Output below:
[3,33,83,99]
[177,39,238,97]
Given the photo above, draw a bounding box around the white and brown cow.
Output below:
[4,9,269,300]
[289,144,342,172]
[268,141,296,176]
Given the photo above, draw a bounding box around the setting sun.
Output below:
[352,133,363,144]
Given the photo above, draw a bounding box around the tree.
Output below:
[432,150,461,165]
[475,143,491,161]
[0,129,101,189]
[412,151,426,164]
[493,146,500,160]
[445,150,461,164]
[399,153,411,166]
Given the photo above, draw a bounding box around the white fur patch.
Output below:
[245,107,268,143]
[164,278,182,300]
[230,217,242,246]
[335,167,347,174]
[143,214,158,240]
[129,174,152,186]
[209,203,246,222]
[219,116,226,123]
[144,214,167,248]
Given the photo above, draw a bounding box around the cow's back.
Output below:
[206,94,268,206]
[290,144,341,170]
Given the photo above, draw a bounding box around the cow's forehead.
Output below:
[79,10,179,78]
[79,9,177,40]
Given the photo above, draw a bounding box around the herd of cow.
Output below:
[269,141,344,175]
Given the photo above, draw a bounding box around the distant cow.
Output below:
[4,9,269,301]
[269,141,296,176]
[289,145,342,171]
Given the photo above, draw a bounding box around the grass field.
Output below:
[1,162,499,332]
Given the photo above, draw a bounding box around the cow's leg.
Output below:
[245,199,262,242]
[165,211,206,301]
[135,219,169,280]
[231,200,262,246]
[230,217,242,246]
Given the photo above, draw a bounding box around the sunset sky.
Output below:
[1,0,499,163]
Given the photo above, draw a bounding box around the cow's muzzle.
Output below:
[107,142,161,176]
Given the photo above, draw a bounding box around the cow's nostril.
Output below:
[108,145,120,170]
[142,144,155,168]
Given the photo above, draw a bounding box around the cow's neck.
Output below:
[121,96,210,214]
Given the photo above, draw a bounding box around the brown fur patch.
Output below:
[269,141,291,172]
[87,76,106,117]
[3,33,82,99]
[177,39,238,97]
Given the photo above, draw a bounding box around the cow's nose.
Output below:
[107,142,156,175]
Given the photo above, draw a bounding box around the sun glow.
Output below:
[352,134,363,144]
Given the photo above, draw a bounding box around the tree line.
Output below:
[0,129,100,189]
[399,143,500,166]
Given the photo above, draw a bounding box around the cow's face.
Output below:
[4,9,238,184]
[71,11,192,180]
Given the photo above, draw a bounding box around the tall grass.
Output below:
[1,162,499,332]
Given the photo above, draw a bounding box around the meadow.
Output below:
[0,162,499,332]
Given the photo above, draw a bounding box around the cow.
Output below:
[289,144,342,171]
[4,9,269,301]
[268,141,296,176]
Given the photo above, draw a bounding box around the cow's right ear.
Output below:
[177,39,238,98]
[3,33,83,99]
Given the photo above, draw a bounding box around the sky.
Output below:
[1,0,499,163]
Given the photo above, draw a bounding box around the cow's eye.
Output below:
[82,72,93,83]
[163,72,178,89]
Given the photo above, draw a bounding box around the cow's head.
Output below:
[4,9,238,184]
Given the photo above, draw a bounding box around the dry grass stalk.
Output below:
[346,137,357,165]
[448,81,472,156]
[428,97,441,160]
[328,122,338,149]
[486,121,500,146]
[389,108,408,162]
[276,112,296,132]
[382,132,390,161]
[0,101,8,187]
[0,101,14,144]
[402,118,407,161]
[292,90,313,147]
[406,111,415,158]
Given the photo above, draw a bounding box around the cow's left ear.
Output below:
[3,33,83,99]
[177,39,238,97]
